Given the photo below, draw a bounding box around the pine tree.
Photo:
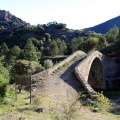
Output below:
[56,38,63,55]
[62,40,67,54]
[11,45,21,59]
[4,46,21,67]
[1,42,9,55]
[23,39,38,61]
[49,40,59,56]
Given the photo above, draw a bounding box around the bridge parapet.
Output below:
[32,50,86,80]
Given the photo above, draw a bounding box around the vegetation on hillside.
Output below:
[0,14,120,86]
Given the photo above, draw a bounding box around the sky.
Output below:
[0,0,120,29]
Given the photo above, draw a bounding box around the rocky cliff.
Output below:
[0,10,30,29]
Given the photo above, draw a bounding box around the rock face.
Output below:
[0,10,13,20]
[0,10,30,29]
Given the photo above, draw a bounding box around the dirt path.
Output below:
[36,55,86,104]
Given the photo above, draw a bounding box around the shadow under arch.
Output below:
[88,57,105,89]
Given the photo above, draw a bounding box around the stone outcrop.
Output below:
[0,10,13,20]
[0,10,30,29]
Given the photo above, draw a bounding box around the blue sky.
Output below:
[0,0,120,29]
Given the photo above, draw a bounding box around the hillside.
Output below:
[0,10,91,49]
[0,10,30,29]
[84,16,120,34]
[0,10,118,54]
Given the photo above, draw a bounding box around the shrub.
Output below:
[0,74,9,100]
[32,96,42,110]
[61,35,66,40]
[43,33,51,40]
[44,59,53,69]
[11,60,44,77]
[94,92,112,110]
[79,91,112,112]
[32,95,52,111]
[0,63,9,80]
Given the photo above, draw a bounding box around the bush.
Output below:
[44,59,53,69]
[0,63,9,80]
[11,60,44,77]
[32,94,52,111]
[32,96,42,110]
[0,63,9,100]
[43,33,51,40]
[0,74,9,100]
[94,92,112,110]
[79,91,112,112]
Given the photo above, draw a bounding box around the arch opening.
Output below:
[88,57,105,89]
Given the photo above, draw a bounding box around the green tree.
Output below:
[70,37,84,53]
[49,40,59,56]
[56,39,67,55]
[40,40,44,45]
[83,37,99,53]
[115,29,120,52]
[97,36,108,50]
[106,25,119,43]
[56,38,63,55]
[11,60,36,76]
[62,40,67,54]
[23,39,38,61]
[11,45,21,60]
[4,46,21,66]
[29,37,40,46]
[0,42,9,55]
[35,24,44,34]
[0,63,9,99]
[0,74,9,99]
[36,51,42,61]
[70,37,79,52]
[0,62,9,80]
[43,33,51,40]
[44,59,53,69]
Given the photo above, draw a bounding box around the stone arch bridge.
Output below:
[32,50,120,99]
[75,51,120,99]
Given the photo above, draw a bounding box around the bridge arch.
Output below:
[75,51,105,99]
[88,57,105,89]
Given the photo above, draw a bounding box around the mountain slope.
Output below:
[84,16,120,34]
[0,10,91,49]
[0,10,30,29]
